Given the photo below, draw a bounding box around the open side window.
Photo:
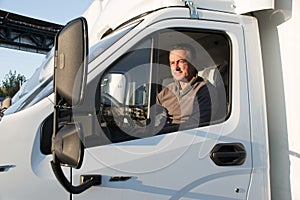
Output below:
[96,28,231,144]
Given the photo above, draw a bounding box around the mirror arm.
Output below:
[50,160,97,194]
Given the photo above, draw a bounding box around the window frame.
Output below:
[95,27,232,145]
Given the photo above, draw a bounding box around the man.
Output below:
[157,43,212,128]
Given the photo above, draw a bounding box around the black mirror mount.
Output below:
[51,160,99,194]
[50,123,100,194]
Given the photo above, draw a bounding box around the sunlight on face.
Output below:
[169,49,195,83]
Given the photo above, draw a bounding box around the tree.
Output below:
[0,70,26,97]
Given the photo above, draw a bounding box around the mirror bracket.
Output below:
[51,160,100,194]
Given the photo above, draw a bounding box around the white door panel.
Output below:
[74,15,251,200]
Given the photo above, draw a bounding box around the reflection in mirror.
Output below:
[101,73,126,104]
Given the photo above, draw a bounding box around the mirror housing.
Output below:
[54,17,88,106]
[51,17,98,194]
[53,123,84,168]
[53,16,88,166]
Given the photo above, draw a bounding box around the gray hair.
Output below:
[169,43,196,60]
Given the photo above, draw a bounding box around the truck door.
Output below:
[73,17,251,199]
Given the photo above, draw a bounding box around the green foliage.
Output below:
[0,70,26,97]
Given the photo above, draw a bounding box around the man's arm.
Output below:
[196,84,212,126]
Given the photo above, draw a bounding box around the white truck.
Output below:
[0,0,299,199]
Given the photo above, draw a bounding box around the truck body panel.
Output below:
[254,0,300,198]
[0,95,68,199]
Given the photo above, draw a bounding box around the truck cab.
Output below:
[0,0,272,199]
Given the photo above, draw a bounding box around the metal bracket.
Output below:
[183,0,198,19]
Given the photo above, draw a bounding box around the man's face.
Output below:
[169,49,194,82]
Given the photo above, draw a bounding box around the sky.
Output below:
[0,0,94,85]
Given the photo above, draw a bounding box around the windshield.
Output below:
[3,77,53,115]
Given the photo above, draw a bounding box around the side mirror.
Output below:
[54,17,88,106]
[53,123,84,168]
[51,17,98,194]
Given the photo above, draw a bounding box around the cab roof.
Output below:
[83,0,274,45]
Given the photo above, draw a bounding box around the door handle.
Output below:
[210,143,246,166]
[0,165,16,172]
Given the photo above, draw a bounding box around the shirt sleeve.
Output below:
[195,84,212,125]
